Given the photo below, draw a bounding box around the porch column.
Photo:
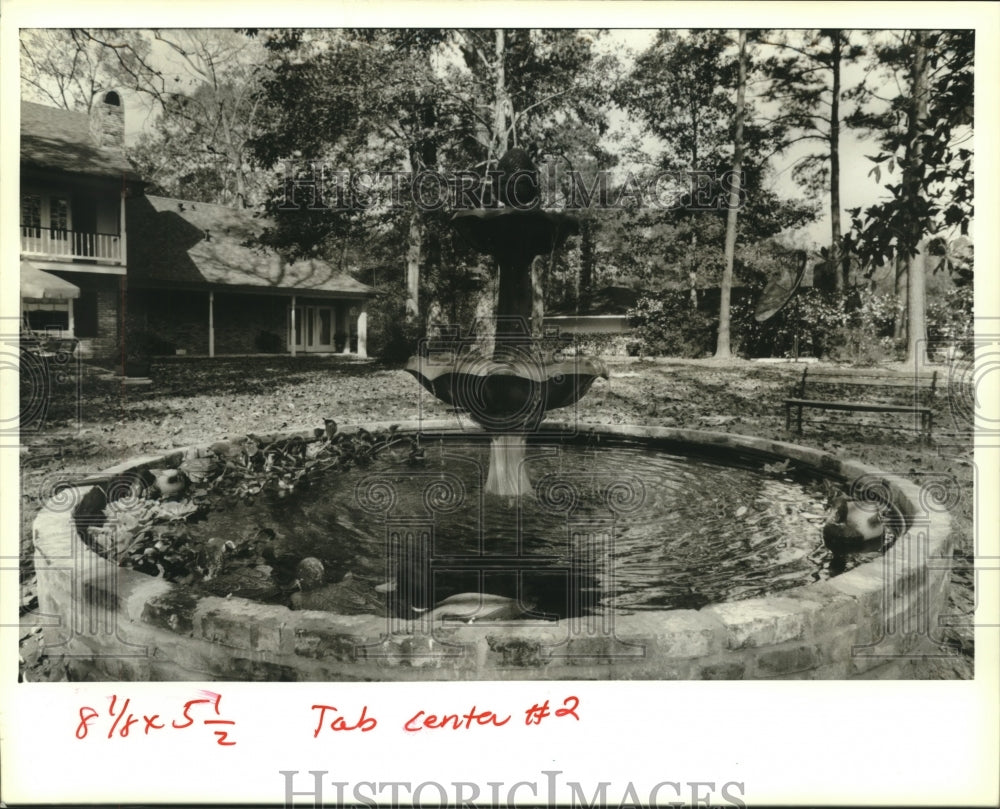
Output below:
[119,189,127,266]
[342,302,352,355]
[68,298,75,337]
[208,291,215,357]
[357,301,368,358]
[290,295,297,356]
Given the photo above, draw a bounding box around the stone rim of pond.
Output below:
[32,419,955,680]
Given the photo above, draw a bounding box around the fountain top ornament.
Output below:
[405,149,608,495]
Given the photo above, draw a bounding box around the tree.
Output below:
[249,28,461,329]
[105,29,268,207]
[845,30,973,367]
[616,30,738,306]
[23,29,275,208]
[761,30,865,292]
[247,27,616,349]
[616,29,813,357]
[448,29,616,328]
[127,76,266,206]
[20,29,154,111]
[715,29,747,359]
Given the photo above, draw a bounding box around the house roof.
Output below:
[126,195,375,297]
[20,101,140,181]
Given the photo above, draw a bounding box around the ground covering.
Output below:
[18,355,974,680]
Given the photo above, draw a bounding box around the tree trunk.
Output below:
[425,299,443,337]
[689,107,699,308]
[893,253,907,341]
[907,241,928,367]
[689,230,698,308]
[405,211,421,323]
[904,32,930,368]
[531,255,546,337]
[715,29,747,359]
[579,218,594,311]
[829,31,845,293]
[464,27,510,346]
[493,29,509,159]
[234,161,248,209]
[472,264,497,356]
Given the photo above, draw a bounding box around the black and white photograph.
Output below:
[2,2,997,807]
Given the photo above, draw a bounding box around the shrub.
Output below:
[552,332,633,357]
[732,288,847,359]
[826,290,904,365]
[254,330,284,353]
[927,284,974,357]
[367,287,421,363]
[126,330,175,358]
[626,292,715,358]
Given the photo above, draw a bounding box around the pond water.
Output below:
[188,436,864,616]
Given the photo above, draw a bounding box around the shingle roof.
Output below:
[20,101,140,181]
[126,195,374,297]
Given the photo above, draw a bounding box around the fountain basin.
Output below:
[31,421,955,681]
[405,353,607,431]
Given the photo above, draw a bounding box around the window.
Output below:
[50,198,69,240]
[25,307,69,333]
[21,194,41,237]
[319,308,332,345]
[23,300,70,334]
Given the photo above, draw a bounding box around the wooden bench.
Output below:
[785,367,937,440]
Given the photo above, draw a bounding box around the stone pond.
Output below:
[32,419,955,681]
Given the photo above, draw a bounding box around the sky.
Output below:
[594,29,954,249]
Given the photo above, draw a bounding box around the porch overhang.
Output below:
[20,260,81,299]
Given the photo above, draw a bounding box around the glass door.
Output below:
[290,304,336,352]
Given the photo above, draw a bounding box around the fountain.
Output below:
[28,152,959,681]
[405,149,607,497]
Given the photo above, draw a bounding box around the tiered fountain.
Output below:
[405,149,608,496]
[30,151,957,681]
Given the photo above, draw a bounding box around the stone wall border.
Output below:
[32,419,954,680]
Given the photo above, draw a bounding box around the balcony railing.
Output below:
[21,227,122,263]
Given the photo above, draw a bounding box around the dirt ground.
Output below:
[17,354,975,680]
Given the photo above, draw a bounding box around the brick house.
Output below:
[125,195,373,357]
[20,94,375,361]
[19,93,140,359]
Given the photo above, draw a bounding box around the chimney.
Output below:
[89,90,125,150]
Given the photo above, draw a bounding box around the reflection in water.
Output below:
[192,438,871,615]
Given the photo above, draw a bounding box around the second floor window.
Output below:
[50,198,69,239]
[21,194,41,237]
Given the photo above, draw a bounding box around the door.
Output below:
[290,304,336,352]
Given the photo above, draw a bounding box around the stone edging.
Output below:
[32,419,954,680]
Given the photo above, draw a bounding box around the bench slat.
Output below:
[785,368,935,438]
[799,378,931,389]
[785,398,930,414]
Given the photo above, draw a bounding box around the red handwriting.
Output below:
[525,695,581,725]
[311,704,378,736]
[309,697,580,734]
[76,691,236,746]
[404,705,511,732]
[78,694,581,743]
